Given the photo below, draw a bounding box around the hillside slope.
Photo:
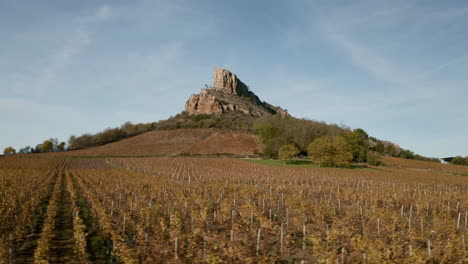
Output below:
[380,155,468,175]
[51,129,261,156]
[180,130,261,155]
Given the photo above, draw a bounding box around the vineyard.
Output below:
[379,156,468,175]
[0,156,467,263]
[35,129,261,157]
[179,131,261,155]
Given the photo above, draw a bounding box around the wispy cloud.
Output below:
[319,22,409,86]
[30,5,113,95]
[416,53,468,80]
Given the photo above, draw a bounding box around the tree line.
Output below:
[254,115,440,167]
[67,112,257,150]
[2,112,451,166]
[3,138,67,155]
[3,112,257,154]
[449,156,468,166]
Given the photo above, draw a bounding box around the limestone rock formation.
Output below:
[184,68,288,117]
[212,68,250,97]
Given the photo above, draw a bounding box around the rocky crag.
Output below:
[184,68,289,117]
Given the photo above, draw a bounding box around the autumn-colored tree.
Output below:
[254,115,346,157]
[339,131,367,162]
[308,137,353,167]
[3,146,16,155]
[366,151,382,166]
[40,140,54,152]
[278,143,299,164]
[307,138,334,166]
[332,137,353,167]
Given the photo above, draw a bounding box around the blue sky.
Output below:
[1,0,467,157]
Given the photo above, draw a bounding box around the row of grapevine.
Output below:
[63,157,467,263]
[0,159,61,264]
[1,156,466,263]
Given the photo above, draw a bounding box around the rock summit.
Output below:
[184,68,288,117]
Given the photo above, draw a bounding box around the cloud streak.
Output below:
[319,22,410,86]
[30,5,113,96]
[416,53,468,80]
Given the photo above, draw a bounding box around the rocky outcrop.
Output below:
[184,68,289,117]
[212,68,250,97]
[185,90,223,115]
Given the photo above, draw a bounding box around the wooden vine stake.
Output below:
[427,239,432,257]
[280,223,284,256]
[174,237,179,259]
[256,228,261,256]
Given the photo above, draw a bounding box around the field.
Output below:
[0,155,467,263]
[380,156,468,176]
[35,129,261,157]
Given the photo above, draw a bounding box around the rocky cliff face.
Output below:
[184,68,288,117]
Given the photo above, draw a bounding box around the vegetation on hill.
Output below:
[379,156,468,175]
[12,138,67,154]
[3,146,16,155]
[66,112,256,151]
[449,156,468,166]
[307,136,353,167]
[253,115,440,165]
[278,143,299,164]
[253,115,346,158]
[9,111,447,165]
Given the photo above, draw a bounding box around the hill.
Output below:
[380,155,468,175]
[48,129,261,157]
[11,68,450,165]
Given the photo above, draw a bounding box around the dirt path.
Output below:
[48,172,78,263]
[12,162,117,263]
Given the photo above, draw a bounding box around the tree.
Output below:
[353,128,369,141]
[451,156,468,166]
[254,115,346,156]
[307,138,334,166]
[57,142,66,151]
[68,135,77,149]
[366,151,382,166]
[278,143,299,164]
[375,141,385,153]
[33,144,42,153]
[19,146,32,154]
[399,149,415,159]
[40,140,54,153]
[3,147,16,155]
[254,121,281,142]
[262,137,286,158]
[339,131,367,162]
[332,137,353,167]
[308,137,353,167]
